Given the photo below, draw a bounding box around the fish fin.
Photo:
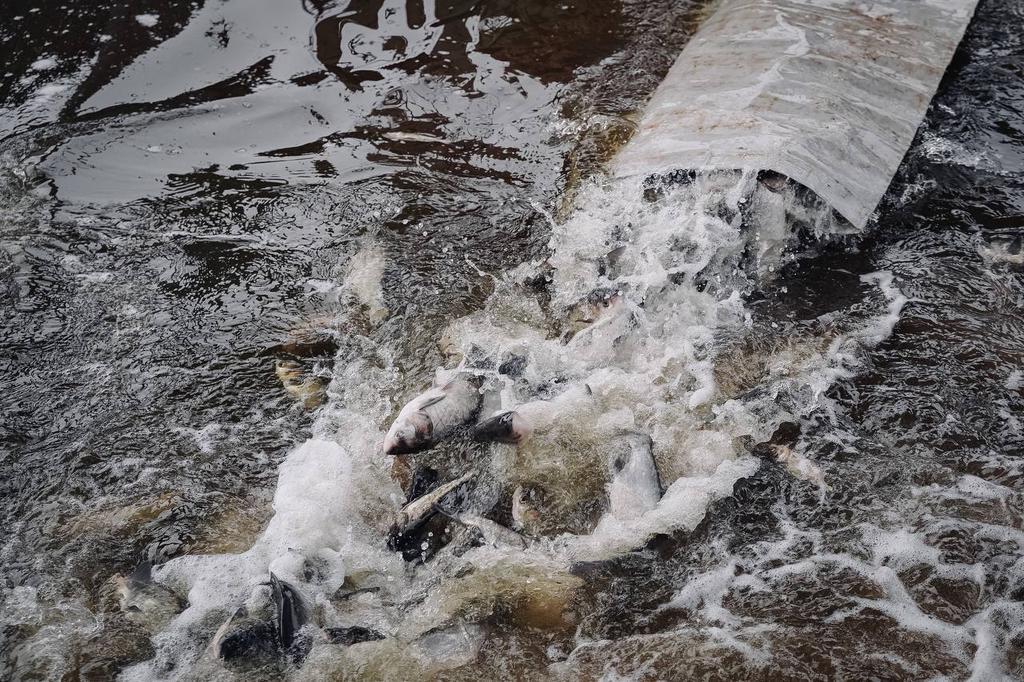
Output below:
[268,572,283,603]
[431,502,460,523]
[584,384,593,395]
[269,572,306,650]
[418,394,445,409]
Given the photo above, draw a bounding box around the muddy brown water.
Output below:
[2,0,1024,679]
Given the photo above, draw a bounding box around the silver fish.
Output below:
[275,359,326,409]
[606,433,662,521]
[756,169,789,193]
[114,562,185,633]
[440,510,527,550]
[472,409,532,444]
[325,625,386,646]
[771,444,827,491]
[564,287,623,340]
[390,471,476,541]
[383,374,483,455]
[511,485,545,536]
[210,589,277,662]
[210,573,308,663]
[473,384,593,446]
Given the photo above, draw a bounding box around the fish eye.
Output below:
[501,413,513,424]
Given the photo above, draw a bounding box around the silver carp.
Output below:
[472,409,532,444]
[563,287,624,341]
[511,485,545,537]
[606,433,662,521]
[389,471,476,542]
[114,562,185,633]
[440,511,527,550]
[383,373,483,455]
[210,573,308,663]
[771,444,827,492]
[473,384,594,446]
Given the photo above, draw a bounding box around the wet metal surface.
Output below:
[613,0,980,228]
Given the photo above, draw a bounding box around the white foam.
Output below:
[127,439,404,677]
[576,458,758,561]
[663,560,743,627]
[133,171,904,675]
[135,14,159,27]
[33,83,69,100]
[857,271,907,347]
[30,57,57,71]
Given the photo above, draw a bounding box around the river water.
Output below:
[2,0,1023,680]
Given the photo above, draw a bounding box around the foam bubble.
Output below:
[30,57,57,71]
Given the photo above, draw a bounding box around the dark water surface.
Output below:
[2,0,1024,679]
[0,0,701,678]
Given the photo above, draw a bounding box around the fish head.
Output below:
[566,288,623,334]
[473,410,530,444]
[511,485,545,533]
[214,612,280,662]
[383,411,433,455]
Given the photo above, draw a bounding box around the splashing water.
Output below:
[113,166,914,679]
[4,0,1024,679]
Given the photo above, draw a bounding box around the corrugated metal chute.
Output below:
[611,0,979,229]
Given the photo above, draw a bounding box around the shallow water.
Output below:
[2,0,1024,679]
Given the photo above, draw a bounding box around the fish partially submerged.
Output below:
[263,331,339,359]
[771,444,827,492]
[980,231,1024,266]
[210,573,308,663]
[437,508,527,550]
[606,432,662,521]
[756,169,789,193]
[275,359,327,410]
[388,471,476,551]
[326,625,386,646]
[563,287,623,341]
[511,485,545,537]
[472,384,594,446]
[114,561,186,632]
[383,373,484,455]
[472,409,532,445]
